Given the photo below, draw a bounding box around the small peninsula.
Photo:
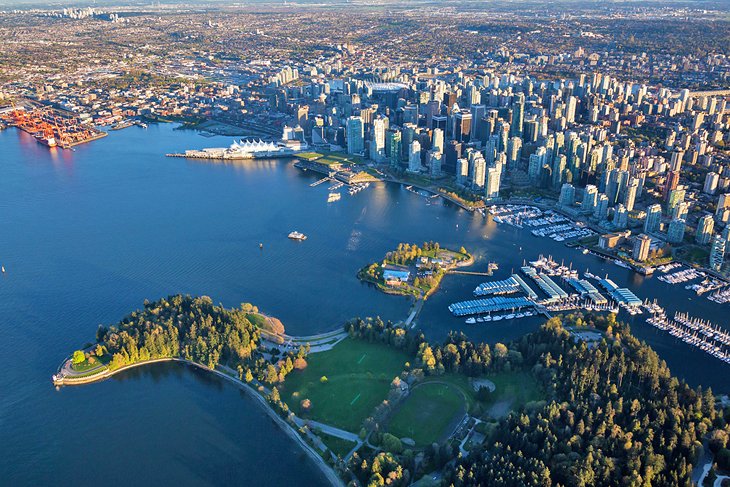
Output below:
[357,241,472,299]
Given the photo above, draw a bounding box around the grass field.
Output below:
[483,371,542,417]
[318,432,357,458]
[282,338,410,432]
[387,382,465,446]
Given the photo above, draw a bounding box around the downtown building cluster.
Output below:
[270,67,730,273]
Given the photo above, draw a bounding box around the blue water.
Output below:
[1,123,728,485]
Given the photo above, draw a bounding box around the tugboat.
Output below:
[288,231,307,241]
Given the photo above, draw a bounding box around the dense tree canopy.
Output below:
[346,313,729,487]
[445,316,723,487]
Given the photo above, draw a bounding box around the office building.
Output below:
[346,116,364,155]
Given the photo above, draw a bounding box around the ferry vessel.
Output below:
[288,231,307,241]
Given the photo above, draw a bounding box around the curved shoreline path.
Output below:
[53,354,345,487]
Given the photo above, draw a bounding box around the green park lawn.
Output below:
[387,382,465,446]
[282,338,410,432]
[318,432,357,458]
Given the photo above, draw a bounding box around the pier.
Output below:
[310,177,331,187]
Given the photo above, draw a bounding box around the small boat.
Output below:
[492,315,503,321]
[1,266,4,273]
[288,231,307,241]
[259,243,263,249]
[465,317,476,324]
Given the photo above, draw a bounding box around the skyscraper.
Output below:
[485,166,500,200]
[346,116,364,155]
[624,177,639,212]
[559,183,575,207]
[386,129,402,169]
[696,214,715,245]
[427,150,442,178]
[632,234,652,262]
[432,128,444,154]
[594,194,609,221]
[472,157,486,190]
[716,193,730,223]
[582,185,598,214]
[614,204,628,229]
[667,218,686,244]
[710,234,726,271]
[456,158,469,185]
[369,117,386,162]
[453,110,472,143]
[407,140,422,173]
[704,172,719,195]
[644,204,662,234]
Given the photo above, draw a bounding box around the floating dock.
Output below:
[521,266,568,302]
[565,278,608,305]
[448,296,535,317]
[473,276,521,296]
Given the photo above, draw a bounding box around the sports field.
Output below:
[282,338,410,432]
[387,382,465,446]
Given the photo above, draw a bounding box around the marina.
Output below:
[658,267,704,284]
[449,253,650,324]
[488,204,595,242]
[647,312,730,364]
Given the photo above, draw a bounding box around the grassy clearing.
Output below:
[482,371,542,416]
[318,432,357,458]
[282,338,410,432]
[387,382,465,446]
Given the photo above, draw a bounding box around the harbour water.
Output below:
[1,123,728,484]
